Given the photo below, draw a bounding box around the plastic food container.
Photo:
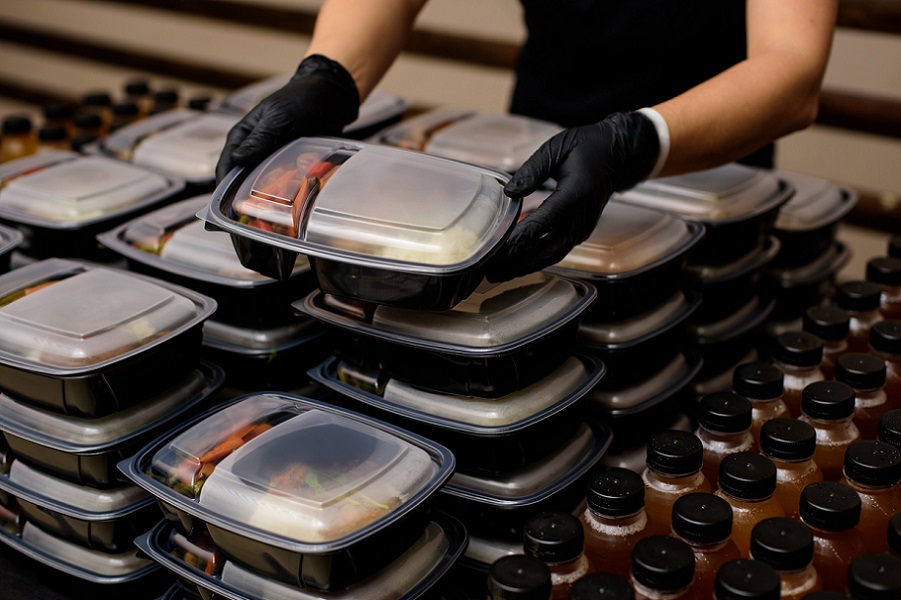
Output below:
[296,271,596,397]
[119,392,455,590]
[0,221,23,274]
[136,511,466,600]
[204,136,520,307]
[685,292,775,348]
[371,107,564,173]
[547,200,705,319]
[765,240,850,326]
[97,194,316,328]
[772,171,857,268]
[0,151,184,260]
[308,353,604,474]
[613,163,793,266]
[0,259,217,417]
[0,362,223,488]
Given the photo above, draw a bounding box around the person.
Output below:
[215,0,838,282]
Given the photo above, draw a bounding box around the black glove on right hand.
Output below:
[215,54,360,182]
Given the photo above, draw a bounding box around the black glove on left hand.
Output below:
[485,111,661,282]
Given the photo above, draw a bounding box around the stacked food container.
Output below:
[0,221,23,273]
[0,258,222,590]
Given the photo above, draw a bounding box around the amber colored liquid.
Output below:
[749,398,791,449]
[853,390,888,441]
[643,470,711,535]
[805,524,866,591]
[879,287,901,321]
[770,457,824,518]
[777,566,823,600]
[839,478,901,554]
[582,509,656,581]
[0,134,38,163]
[848,310,884,354]
[781,364,826,418]
[799,415,861,481]
[544,555,590,600]
[698,429,755,490]
[715,492,785,557]
[820,340,848,381]
[881,357,901,412]
[684,538,742,600]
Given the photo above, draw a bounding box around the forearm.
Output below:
[305,0,427,100]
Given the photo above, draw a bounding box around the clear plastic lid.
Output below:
[0,259,216,373]
[589,351,703,415]
[202,317,321,353]
[209,137,517,272]
[768,241,850,289]
[139,394,452,548]
[98,108,199,160]
[773,171,857,232]
[552,200,704,277]
[613,163,790,223]
[298,271,594,352]
[0,151,181,228]
[100,195,311,287]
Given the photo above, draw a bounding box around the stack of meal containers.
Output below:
[0,222,23,273]
[0,258,222,591]
[119,392,463,600]
[614,163,795,397]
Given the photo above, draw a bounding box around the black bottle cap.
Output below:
[113,101,140,117]
[187,95,212,111]
[74,112,103,130]
[760,418,817,461]
[586,467,644,517]
[697,392,752,434]
[798,481,861,531]
[124,79,151,95]
[523,511,584,564]
[82,91,112,107]
[153,88,179,104]
[733,362,784,400]
[70,134,98,153]
[672,492,733,544]
[843,440,901,487]
[878,410,901,449]
[487,554,552,600]
[631,536,695,592]
[847,553,901,600]
[646,430,704,476]
[836,280,883,312]
[714,559,781,600]
[750,517,814,572]
[867,257,901,287]
[42,102,75,121]
[38,125,67,142]
[718,453,777,501]
[889,513,901,555]
[891,235,901,259]
[870,320,901,355]
[803,305,851,342]
[772,331,824,368]
[570,573,635,600]
[2,115,32,134]
[835,353,887,390]
[801,380,856,420]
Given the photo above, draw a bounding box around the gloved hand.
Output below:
[215,54,360,182]
[484,111,661,282]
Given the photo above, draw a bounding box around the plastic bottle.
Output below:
[878,410,901,449]
[733,362,791,447]
[123,78,154,117]
[750,517,822,600]
[0,115,38,163]
[36,125,70,152]
[846,553,901,600]
[570,573,634,600]
[110,101,141,133]
[150,88,181,115]
[582,467,657,581]
[798,381,861,481]
[73,112,105,141]
[41,102,76,139]
[487,554,551,600]
[770,332,826,418]
[798,481,865,592]
[715,452,785,557]
[835,281,885,354]
[523,511,590,600]
[834,353,889,441]
[715,559,782,600]
[868,320,901,411]
[760,418,824,517]
[866,257,901,322]
[187,95,212,111]
[630,536,695,600]
[803,305,851,381]
[838,439,901,554]
[671,492,741,600]
[695,392,755,489]
[80,91,113,132]
[642,431,711,534]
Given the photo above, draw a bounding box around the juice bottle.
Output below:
[671,492,741,600]
[36,125,70,152]
[0,115,38,163]
[798,381,861,481]
[838,440,901,554]
[695,392,755,489]
[888,513,901,557]
[714,559,782,600]
[642,431,711,534]
[188,95,212,111]
[73,112,105,141]
[80,91,113,133]
[835,281,884,354]
[714,452,785,557]
[750,517,822,600]
[878,409,901,449]
[487,554,552,599]
[798,481,865,592]
[150,88,181,115]
[582,467,657,581]
[41,102,76,139]
[123,78,154,117]
[770,332,825,418]
[803,305,851,381]
[866,257,901,321]
[570,572,634,600]
[523,511,590,600]
[110,101,141,133]
[760,418,823,517]
[868,320,901,411]
[834,353,889,441]
[630,536,695,600]
[846,553,901,600]
[733,362,791,447]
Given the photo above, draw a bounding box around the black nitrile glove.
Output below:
[215,54,360,182]
[484,111,661,282]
